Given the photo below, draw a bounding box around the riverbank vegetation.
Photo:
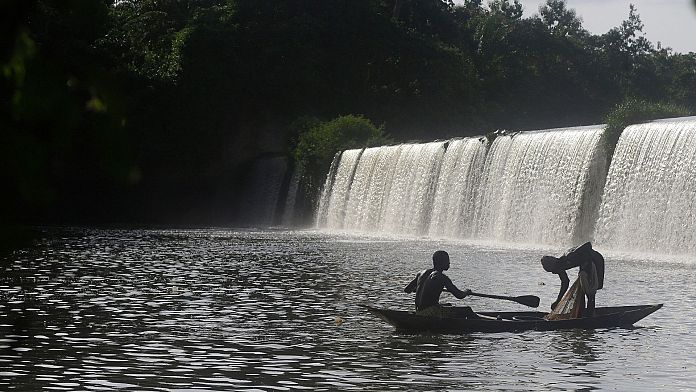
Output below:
[2,0,696,229]
[603,98,692,164]
[294,115,390,210]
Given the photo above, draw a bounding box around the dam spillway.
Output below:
[315,117,696,256]
[594,117,696,255]
[428,138,488,238]
[472,126,607,245]
[317,143,447,234]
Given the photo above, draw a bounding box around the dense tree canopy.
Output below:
[2,0,696,227]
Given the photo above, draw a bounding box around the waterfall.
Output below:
[318,149,364,229]
[313,115,696,256]
[315,151,343,227]
[318,142,446,234]
[473,126,607,245]
[366,142,444,235]
[428,138,488,238]
[595,117,696,255]
[341,145,404,232]
[316,129,606,245]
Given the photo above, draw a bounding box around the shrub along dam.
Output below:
[314,116,696,256]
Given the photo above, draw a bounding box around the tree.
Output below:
[539,0,585,38]
[294,115,390,198]
[604,4,652,57]
[1,0,135,224]
[488,0,522,20]
[3,0,696,228]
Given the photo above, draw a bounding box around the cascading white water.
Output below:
[428,138,488,238]
[341,145,403,231]
[315,151,342,227]
[313,116,696,256]
[373,142,445,234]
[316,130,607,244]
[317,149,363,229]
[472,126,607,246]
[317,142,446,234]
[594,117,696,255]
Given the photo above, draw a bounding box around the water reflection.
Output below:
[552,329,603,362]
[0,228,692,391]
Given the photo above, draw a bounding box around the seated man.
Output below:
[404,250,473,317]
[541,242,605,318]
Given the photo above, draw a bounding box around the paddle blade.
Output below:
[515,295,540,308]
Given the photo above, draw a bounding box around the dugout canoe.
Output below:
[365,304,663,334]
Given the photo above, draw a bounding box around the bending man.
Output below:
[541,242,605,318]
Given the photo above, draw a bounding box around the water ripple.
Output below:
[0,228,693,391]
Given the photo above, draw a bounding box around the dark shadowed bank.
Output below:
[2,0,696,240]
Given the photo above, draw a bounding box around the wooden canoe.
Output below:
[365,304,663,334]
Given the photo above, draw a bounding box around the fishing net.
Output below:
[544,277,585,320]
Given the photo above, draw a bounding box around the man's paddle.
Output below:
[469,292,540,308]
[442,288,540,308]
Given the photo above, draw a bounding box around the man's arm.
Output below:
[552,270,570,309]
[404,275,418,293]
[443,276,472,299]
[593,250,605,289]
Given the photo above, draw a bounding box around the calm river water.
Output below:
[1,228,694,391]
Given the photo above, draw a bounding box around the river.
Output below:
[1,228,694,391]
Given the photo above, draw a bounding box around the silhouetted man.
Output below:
[404,250,472,316]
[542,242,605,317]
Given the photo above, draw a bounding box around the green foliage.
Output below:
[104,0,226,82]
[295,115,389,170]
[294,115,391,201]
[489,0,523,20]
[607,4,652,56]
[539,0,585,38]
[1,0,136,225]
[603,98,693,159]
[4,0,696,226]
